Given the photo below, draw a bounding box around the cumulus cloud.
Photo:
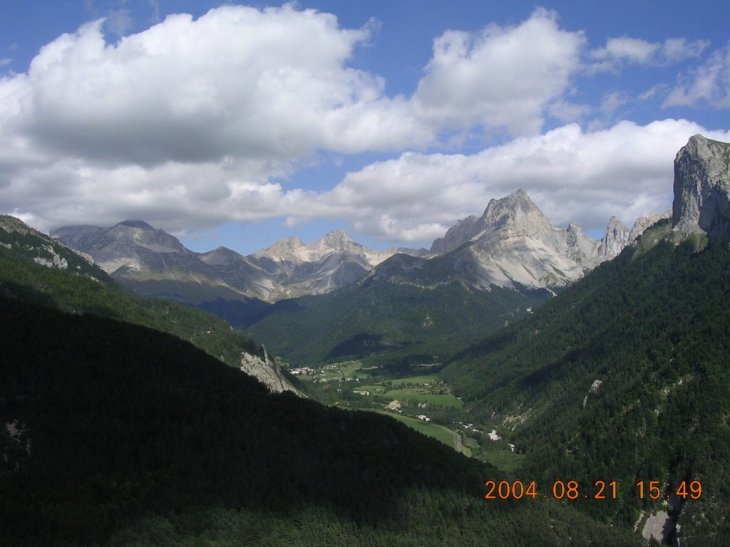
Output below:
[7,5,406,167]
[413,8,585,136]
[664,45,730,108]
[0,4,725,248]
[0,6,591,233]
[292,119,729,243]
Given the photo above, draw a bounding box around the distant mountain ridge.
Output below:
[52,190,654,303]
[53,222,426,303]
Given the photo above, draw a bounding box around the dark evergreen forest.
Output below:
[443,228,730,544]
[0,225,640,546]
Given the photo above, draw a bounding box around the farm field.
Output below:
[288,360,487,457]
[373,411,469,455]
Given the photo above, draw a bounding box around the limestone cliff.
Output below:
[672,134,730,243]
[240,347,303,396]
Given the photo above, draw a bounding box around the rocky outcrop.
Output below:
[596,217,631,263]
[461,190,600,288]
[374,190,603,291]
[594,212,671,263]
[240,347,303,396]
[672,134,730,243]
[629,212,671,242]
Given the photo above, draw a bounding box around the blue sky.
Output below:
[1,1,729,254]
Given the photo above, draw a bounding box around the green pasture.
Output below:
[389,375,438,386]
[374,411,460,451]
[383,390,464,408]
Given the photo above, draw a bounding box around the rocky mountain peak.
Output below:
[566,222,583,235]
[317,229,356,251]
[481,188,551,236]
[104,220,188,254]
[256,236,306,259]
[430,189,551,254]
[672,134,730,243]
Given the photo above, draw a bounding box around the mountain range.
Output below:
[1,191,646,547]
[53,189,662,305]
[2,134,729,546]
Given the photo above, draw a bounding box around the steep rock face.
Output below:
[595,217,631,263]
[399,190,599,291]
[565,222,599,266]
[430,215,481,254]
[239,347,303,396]
[375,189,667,292]
[672,134,730,243]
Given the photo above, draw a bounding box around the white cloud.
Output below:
[664,45,730,108]
[590,37,710,71]
[661,38,711,63]
[291,120,729,244]
[0,6,592,235]
[4,4,410,169]
[0,5,726,248]
[413,8,585,136]
[592,37,659,65]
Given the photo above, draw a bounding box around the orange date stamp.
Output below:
[484,480,702,500]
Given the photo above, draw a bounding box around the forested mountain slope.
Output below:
[243,280,550,371]
[442,135,730,545]
[442,223,730,544]
[0,296,640,546]
[0,216,299,393]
